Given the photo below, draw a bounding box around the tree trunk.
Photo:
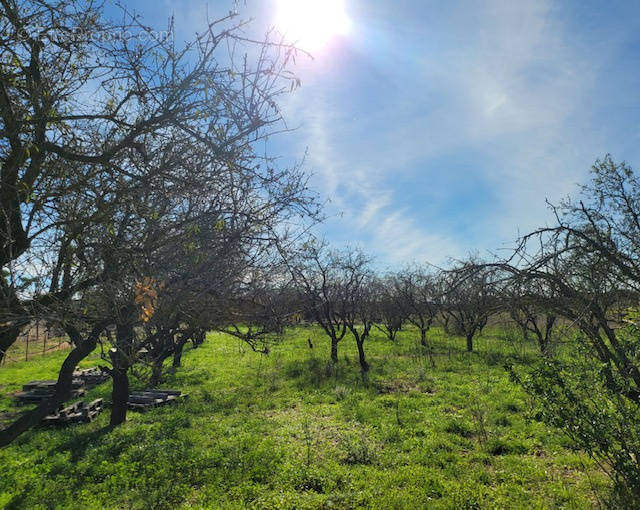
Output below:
[150,360,164,387]
[0,279,29,362]
[540,316,555,357]
[0,324,22,363]
[172,330,194,369]
[356,339,369,373]
[443,314,451,335]
[192,329,205,348]
[110,366,129,426]
[330,337,338,363]
[466,333,473,352]
[420,328,427,347]
[537,330,554,357]
[0,322,104,447]
[173,342,184,367]
[109,323,132,426]
[538,336,548,357]
[421,328,436,367]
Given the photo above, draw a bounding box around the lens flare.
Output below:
[276,0,352,52]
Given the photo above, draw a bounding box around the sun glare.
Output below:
[276,0,352,52]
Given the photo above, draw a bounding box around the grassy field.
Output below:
[0,326,607,509]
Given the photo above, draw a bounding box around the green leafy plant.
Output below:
[512,312,640,506]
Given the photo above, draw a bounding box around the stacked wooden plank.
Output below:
[15,380,85,405]
[41,399,104,426]
[127,389,185,410]
[22,379,84,391]
[15,367,108,405]
[73,367,109,388]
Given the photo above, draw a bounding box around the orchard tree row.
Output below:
[2,1,640,505]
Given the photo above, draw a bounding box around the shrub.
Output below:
[340,430,377,465]
[512,321,640,506]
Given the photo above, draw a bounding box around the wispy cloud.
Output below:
[273,0,633,266]
[150,0,639,267]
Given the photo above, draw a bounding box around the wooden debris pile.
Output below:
[127,389,186,410]
[42,399,104,426]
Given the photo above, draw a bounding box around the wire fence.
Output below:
[1,322,71,365]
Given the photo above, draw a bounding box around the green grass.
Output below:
[0,326,607,509]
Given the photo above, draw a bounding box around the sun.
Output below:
[276,0,351,52]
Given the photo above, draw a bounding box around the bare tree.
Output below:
[502,278,556,356]
[0,2,317,443]
[337,248,374,375]
[0,0,310,360]
[394,266,440,349]
[442,262,497,352]
[504,156,640,401]
[373,275,405,341]
[218,265,298,354]
[502,156,640,503]
[288,241,351,363]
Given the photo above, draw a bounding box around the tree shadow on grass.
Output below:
[50,421,123,462]
[282,355,372,391]
[49,403,194,462]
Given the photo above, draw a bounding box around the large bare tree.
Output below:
[0,1,317,444]
[288,241,350,364]
[505,156,640,401]
[501,156,640,504]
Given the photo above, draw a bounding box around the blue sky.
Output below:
[115,1,640,268]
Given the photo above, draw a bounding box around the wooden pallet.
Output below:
[22,379,85,392]
[15,387,86,405]
[16,368,108,405]
[41,398,104,426]
[21,380,57,391]
[127,389,186,411]
[73,367,109,388]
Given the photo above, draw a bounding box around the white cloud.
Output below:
[272,0,625,266]
[369,210,462,267]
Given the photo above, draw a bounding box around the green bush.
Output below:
[340,429,377,465]
[512,330,640,506]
